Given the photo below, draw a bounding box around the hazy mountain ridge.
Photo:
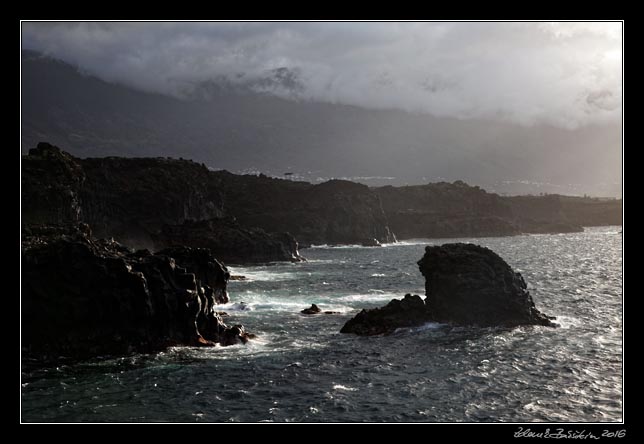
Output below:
[21,50,621,196]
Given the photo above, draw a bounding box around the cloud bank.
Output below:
[22,21,622,128]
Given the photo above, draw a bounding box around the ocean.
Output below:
[21,226,623,422]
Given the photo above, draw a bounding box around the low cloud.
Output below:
[22,21,622,128]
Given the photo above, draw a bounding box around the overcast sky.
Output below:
[22,21,622,129]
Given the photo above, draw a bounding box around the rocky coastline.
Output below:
[375,181,621,240]
[21,142,620,364]
[23,143,622,258]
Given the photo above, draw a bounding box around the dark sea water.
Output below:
[21,227,623,422]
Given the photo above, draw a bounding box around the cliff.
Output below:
[22,143,620,257]
[212,172,395,246]
[376,181,621,239]
[507,195,622,228]
[22,142,394,256]
[376,181,520,239]
[22,143,302,263]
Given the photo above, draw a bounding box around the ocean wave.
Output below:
[337,293,400,302]
[225,269,300,282]
[309,244,374,249]
[394,322,445,334]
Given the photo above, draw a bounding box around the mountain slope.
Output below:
[21,50,622,196]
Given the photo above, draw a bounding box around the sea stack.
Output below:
[341,243,555,335]
[418,243,555,327]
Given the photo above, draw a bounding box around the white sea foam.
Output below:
[382,240,432,247]
[220,300,300,313]
[226,268,299,282]
[550,315,583,329]
[309,244,372,249]
[337,293,399,302]
[332,384,358,392]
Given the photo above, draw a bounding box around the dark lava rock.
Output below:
[154,218,303,265]
[340,294,429,335]
[374,181,612,239]
[22,142,86,226]
[213,173,396,246]
[341,243,554,335]
[22,143,304,264]
[301,304,322,315]
[360,238,382,247]
[157,245,231,304]
[22,224,252,363]
[300,304,339,315]
[418,243,554,327]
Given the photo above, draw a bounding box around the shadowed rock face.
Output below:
[340,294,430,335]
[154,218,303,265]
[22,143,85,225]
[211,173,396,247]
[21,142,389,261]
[375,181,593,239]
[341,243,554,335]
[22,224,252,363]
[22,142,302,263]
[418,243,554,327]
